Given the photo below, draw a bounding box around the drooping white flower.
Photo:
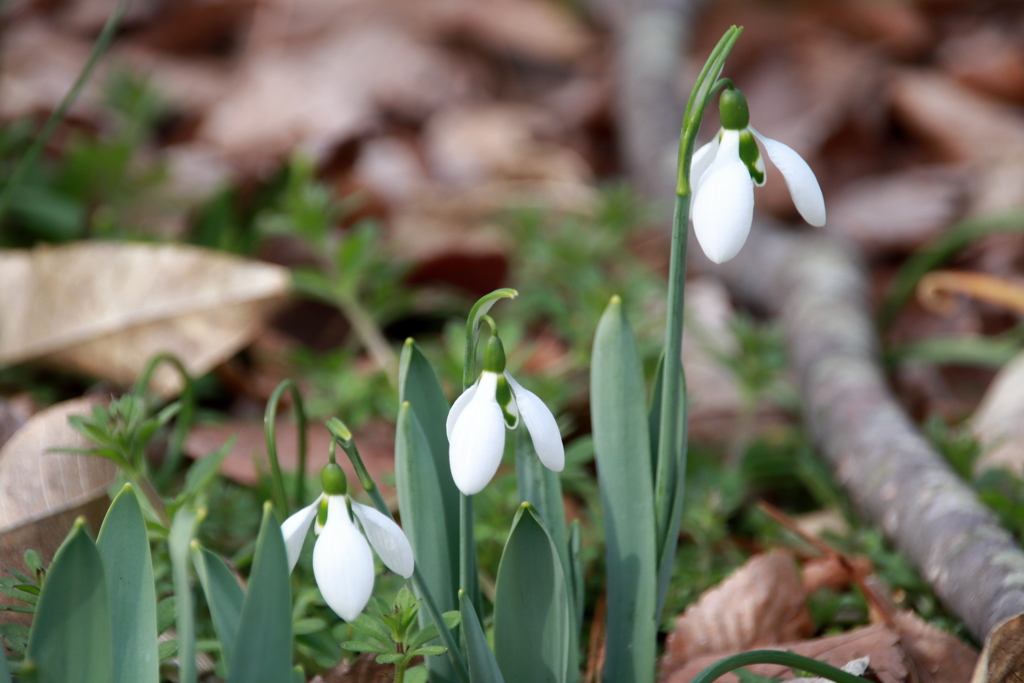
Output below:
[446,336,564,495]
[281,464,414,621]
[691,87,825,264]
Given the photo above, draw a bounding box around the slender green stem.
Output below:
[134,353,195,488]
[689,650,866,683]
[335,291,398,384]
[329,422,470,683]
[459,493,480,610]
[462,289,517,389]
[654,26,742,622]
[0,0,127,224]
[264,379,308,516]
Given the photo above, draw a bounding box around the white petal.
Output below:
[690,134,720,189]
[446,378,479,440]
[505,373,564,472]
[313,496,375,621]
[281,495,321,573]
[692,131,754,264]
[449,372,506,495]
[352,503,414,579]
[751,129,825,227]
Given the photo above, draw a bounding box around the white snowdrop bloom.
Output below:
[281,463,414,621]
[691,87,825,264]
[447,336,564,495]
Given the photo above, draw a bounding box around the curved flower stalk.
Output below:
[447,334,564,495]
[282,462,413,621]
[691,87,826,264]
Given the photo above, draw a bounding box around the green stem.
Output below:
[134,353,195,488]
[329,422,471,683]
[264,379,308,516]
[459,493,480,611]
[0,1,127,224]
[689,650,866,683]
[654,26,742,621]
[335,291,398,384]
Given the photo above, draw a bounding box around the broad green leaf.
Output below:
[459,591,505,683]
[191,544,244,666]
[494,504,576,683]
[179,437,234,505]
[169,506,202,683]
[0,640,8,683]
[590,296,657,683]
[26,519,112,683]
[514,427,570,585]
[228,503,292,683]
[397,341,462,683]
[97,485,159,683]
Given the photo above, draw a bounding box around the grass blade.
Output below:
[97,485,159,683]
[591,296,658,683]
[169,505,202,683]
[0,1,127,224]
[26,519,112,683]
[227,503,293,682]
[192,543,245,667]
[494,504,577,683]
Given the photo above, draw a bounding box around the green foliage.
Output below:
[25,520,113,683]
[590,297,657,683]
[63,394,180,475]
[342,586,460,682]
[97,486,160,683]
[923,416,981,480]
[493,505,577,683]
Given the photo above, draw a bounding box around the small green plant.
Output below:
[342,586,460,683]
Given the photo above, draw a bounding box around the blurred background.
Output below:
[3,0,1024,678]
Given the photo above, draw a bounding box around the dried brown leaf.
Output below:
[199,24,472,167]
[663,611,977,683]
[311,653,395,683]
[0,396,116,599]
[0,242,290,396]
[825,167,969,253]
[661,550,814,671]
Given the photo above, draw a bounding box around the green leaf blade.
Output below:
[27,520,113,683]
[590,297,658,683]
[493,504,576,683]
[459,591,505,683]
[169,506,201,683]
[191,544,245,666]
[97,485,159,683]
[227,503,293,683]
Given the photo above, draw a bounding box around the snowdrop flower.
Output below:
[446,335,564,495]
[281,463,414,621]
[691,87,826,264]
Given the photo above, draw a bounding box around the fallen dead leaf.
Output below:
[200,23,472,168]
[310,652,395,682]
[971,350,1024,475]
[661,550,814,671]
[422,103,592,188]
[663,611,977,683]
[939,25,1024,106]
[0,242,290,396]
[971,611,1024,683]
[0,396,116,599]
[184,418,397,503]
[825,167,969,253]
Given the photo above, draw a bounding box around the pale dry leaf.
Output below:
[661,550,814,670]
[781,655,870,683]
[825,166,969,253]
[200,24,472,167]
[184,419,396,502]
[971,611,1024,683]
[0,396,116,588]
[0,242,290,396]
[971,350,1024,475]
[422,103,592,188]
[939,26,1024,105]
[429,0,595,65]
